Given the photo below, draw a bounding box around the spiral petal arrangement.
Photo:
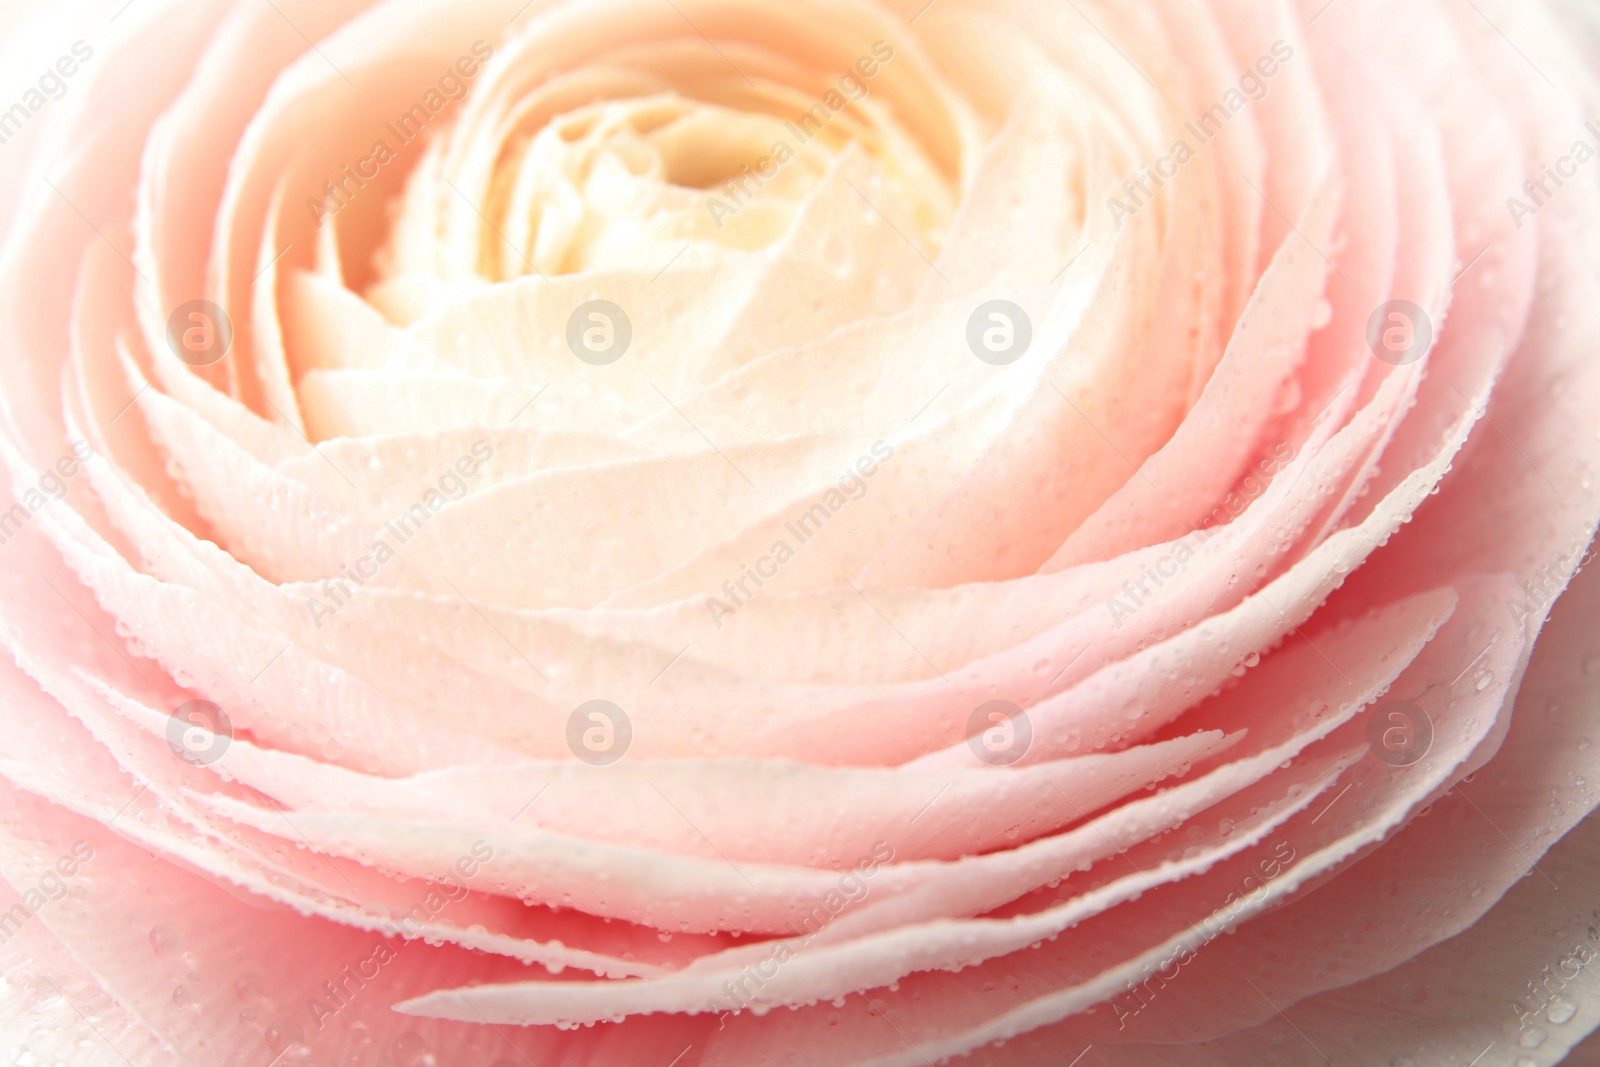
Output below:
[2,0,1600,1064]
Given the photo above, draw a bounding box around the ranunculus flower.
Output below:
[3,0,1600,1062]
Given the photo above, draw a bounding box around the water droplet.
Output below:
[1547,996,1577,1024]
[149,925,183,959]
[263,1018,305,1055]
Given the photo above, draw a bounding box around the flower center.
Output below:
[363,13,963,320]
